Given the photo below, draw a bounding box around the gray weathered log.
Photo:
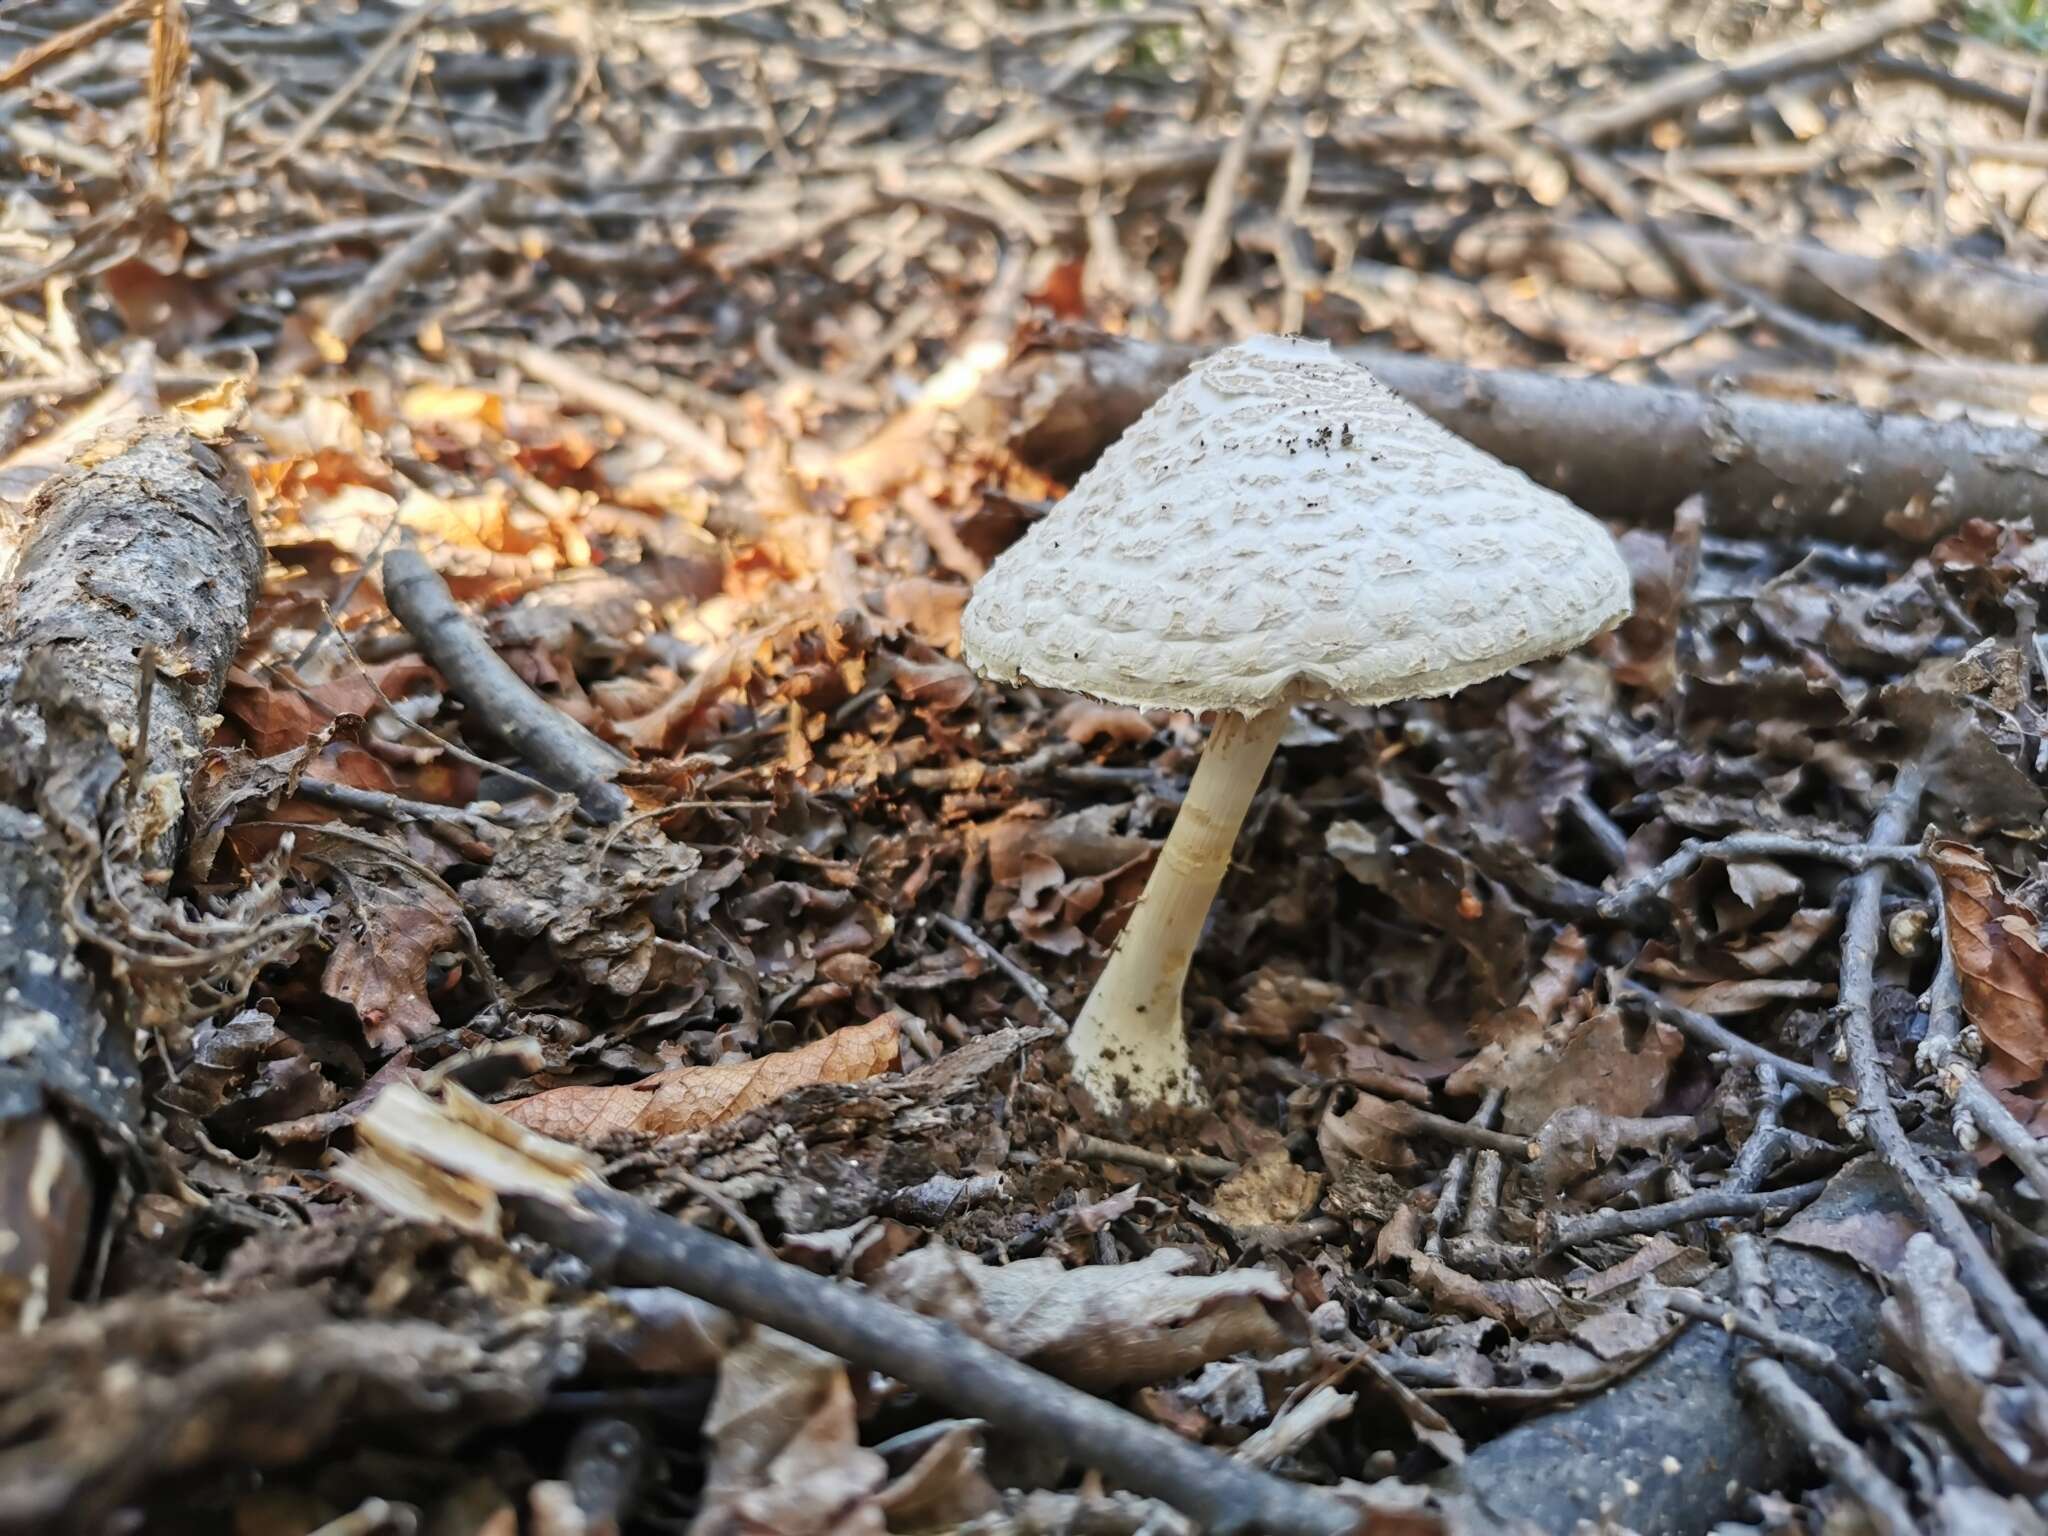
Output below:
[0,429,263,1321]
[975,332,2048,546]
[1450,214,2048,364]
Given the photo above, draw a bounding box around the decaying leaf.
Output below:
[1461,1004,1684,1135]
[1929,840,2048,1075]
[1318,1093,1420,1173]
[1205,1144,1323,1230]
[318,857,466,1054]
[504,1017,902,1140]
[691,1328,890,1536]
[878,1245,1303,1390]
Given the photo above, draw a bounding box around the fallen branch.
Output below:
[1547,0,1943,145]
[0,428,263,1324]
[1451,214,2048,364]
[343,1084,1369,1536]
[1598,834,1924,926]
[380,547,630,823]
[309,179,502,365]
[970,332,2048,545]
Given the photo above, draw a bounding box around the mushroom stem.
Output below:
[1068,705,1290,1106]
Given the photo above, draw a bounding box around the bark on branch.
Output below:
[0,429,262,1324]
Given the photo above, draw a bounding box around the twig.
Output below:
[1598,835,1923,925]
[290,776,493,826]
[1644,1284,1866,1402]
[929,912,1068,1030]
[1550,0,1944,145]
[545,1183,1362,1536]
[258,0,444,169]
[472,338,742,481]
[310,179,502,364]
[1618,979,1839,1100]
[0,0,149,92]
[1726,1236,1917,1536]
[1542,1178,1827,1254]
[1836,765,2048,1382]
[1069,1132,1238,1181]
[1364,1097,1533,1159]
[1941,1066,2048,1201]
[1166,30,1289,341]
[380,547,629,823]
[1430,1086,1502,1252]
[1722,1064,1786,1198]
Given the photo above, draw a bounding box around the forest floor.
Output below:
[3,2,2048,1534]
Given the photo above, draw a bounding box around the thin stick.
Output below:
[1722,1064,1785,1198]
[1431,1086,1503,1251]
[381,547,629,823]
[259,0,444,168]
[553,1184,1361,1536]
[1543,1178,1826,1253]
[472,339,742,480]
[1618,980,1838,1100]
[1727,1236,1916,1536]
[311,180,502,364]
[929,913,1068,1030]
[1166,31,1288,341]
[0,0,150,92]
[1069,1133,1238,1181]
[1600,835,1923,925]
[1837,765,2048,1381]
[1644,1285,1866,1402]
[1550,0,1943,145]
[1369,1096,1532,1160]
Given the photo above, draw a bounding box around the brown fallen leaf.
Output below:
[878,1245,1302,1390]
[691,1329,889,1536]
[319,873,463,1056]
[1930,840,2048,1076]
[504,1017,902,1141]
[1318,1093,1419,1173]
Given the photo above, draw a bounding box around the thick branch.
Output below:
[974,333,2048,546]
[0,429,262,1321]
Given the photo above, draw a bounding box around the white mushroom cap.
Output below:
[961,335,1634,713]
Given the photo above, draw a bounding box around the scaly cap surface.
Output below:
[961,335,1633,712]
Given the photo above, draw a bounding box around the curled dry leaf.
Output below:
[878,1245,1303,1391]
[504,1017,901,1141]
[1929,840,2048,1076]
[1318,1093,1419,1173]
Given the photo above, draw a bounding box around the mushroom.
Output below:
[961,334,1633,1107]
